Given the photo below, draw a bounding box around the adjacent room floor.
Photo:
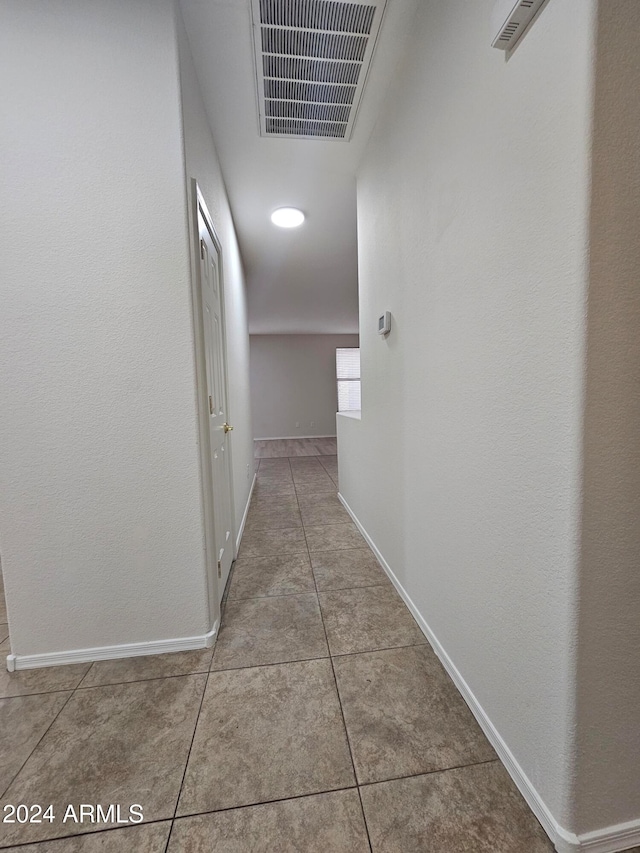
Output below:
[254,436,337,458]
[0,451,555,851]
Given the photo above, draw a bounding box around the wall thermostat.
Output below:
[378,311,391,336]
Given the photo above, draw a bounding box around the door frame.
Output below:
[188,179,237,630]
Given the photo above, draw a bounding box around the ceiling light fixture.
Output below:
[271,207,305,228]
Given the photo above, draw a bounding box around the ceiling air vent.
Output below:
[251,0,387,140]
[491,0,550,51]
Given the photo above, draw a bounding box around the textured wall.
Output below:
[0,0,210,654]
[250,335,359,439]
[573,0,640,832]
[340,0,595,829]
[176,10,255,548]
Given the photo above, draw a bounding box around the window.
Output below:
[336,348,361,412]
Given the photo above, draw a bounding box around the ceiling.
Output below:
[180,0,418,334]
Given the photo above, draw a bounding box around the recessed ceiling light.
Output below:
[271,207,305,228]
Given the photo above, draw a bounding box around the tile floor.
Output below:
[0,454,561,851]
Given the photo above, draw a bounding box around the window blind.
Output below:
[336,347,361,411]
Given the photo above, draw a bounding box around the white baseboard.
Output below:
[6,474,262,675]
[6,620,219,673]
[576,822,640,853]
[236,473,257,554]
[337,491,640,853]
[254,435,337,441]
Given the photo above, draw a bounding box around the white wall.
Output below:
[250,335,359,439]
[339,0,596,836]
[572,0,640,834]
[0,0,251,659]
[176,9,254,542]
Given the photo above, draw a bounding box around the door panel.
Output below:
[198,209,234,601]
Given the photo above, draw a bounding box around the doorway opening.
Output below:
[190,183,236,628]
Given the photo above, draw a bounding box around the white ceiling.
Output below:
[180,0,418,334]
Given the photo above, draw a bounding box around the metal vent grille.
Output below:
[263,55,361,85]
[265,100,351,122]
[252,0,386,140]
[266,117,347,137]
[261,28,368,62]
[491,0,549,51]
[259,0,375,34]
[265,79,356,105]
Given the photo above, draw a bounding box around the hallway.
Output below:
[0,453,553,851]
[3,2,640,848]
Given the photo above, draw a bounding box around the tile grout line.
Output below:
[76,660,95,689]
[356,757,502,790]
[164,670,211,853]
[0,756,505,852]
[165,759,505,827]
[164,756,502,826]
[228,580,390,603]
[164,783,360,824]
[170,506,245,850]
[0,685,80,701]
[0,686,77,801]
[32,639,430,692]
[234,546,370,562]
[328,660,374,852]
[0,819,172,852]
[210,651,330,675]
[2,624,112,802]
[200,637,431,676]
[319,624,375,850]
[295,475,374,853]
[0,637,165,839]
[75,668,213,691]
[229,590,318,603]
[316,455,339,483]
[0,663,215,853]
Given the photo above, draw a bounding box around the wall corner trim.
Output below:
[236,472,257,554]
[337,491,640,853]
[6,621,219,672]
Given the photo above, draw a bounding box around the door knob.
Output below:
[223,423,234,434]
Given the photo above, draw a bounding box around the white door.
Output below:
[198,207,234,601]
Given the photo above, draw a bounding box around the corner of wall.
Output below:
[0,0,212,660]
[345,0,629,847]
[571,0,640,836]
[175,3,255,549]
